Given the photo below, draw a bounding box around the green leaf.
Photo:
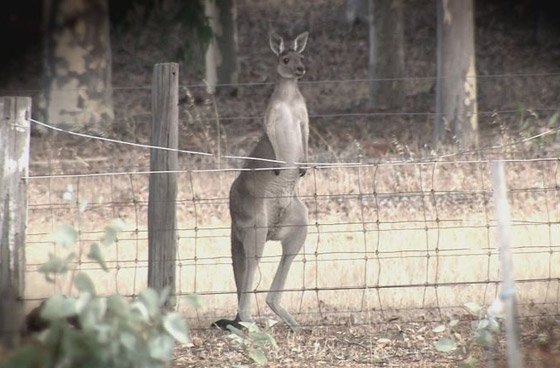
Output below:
[53,225,78,248]
[268,334,278,349]
[463,302,482,315]
[74,272,96,295]
[79,200,88,213]
[80,297,107,329]
[38,253,75,280]
[475,329,494,348]
[1,344,46,368]
[477,318,489,330]
[62,191,74,202]
[449,319,459,328]
[110,218,127,231]
[93,322,111,343]
[248,348,267,365]
[184,293,202,308]
[139,288,160,318]
[159,286,171,307]
[249,330,278,349]
[239,321,259,333]
[101,219,127,246]
[40,295,77,321]
[75,291,92,313]
[130,301,150,322]
[163,312,191,345]
[107,294,130,317]
[435,338,457,353]
[432,324,446,333]
[229,334,245,345]
[266,333,278,349]
[102,226,118,246]
[120,331,137,352]
[148,334,175,362]
[249,331,269,345]
[227,324,244,337]
[265,319,279,330]
[87,243,108,272]
[488,318,500,333]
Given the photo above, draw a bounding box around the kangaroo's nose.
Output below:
[296,66,305,75]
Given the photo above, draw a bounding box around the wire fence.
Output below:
[22,126,560,331]
[1,69,553,332]
[3,71,560,93]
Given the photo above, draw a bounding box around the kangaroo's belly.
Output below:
[264,169,300,237]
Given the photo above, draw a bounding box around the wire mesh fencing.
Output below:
[2,69,553,334]
[24,146,560,328]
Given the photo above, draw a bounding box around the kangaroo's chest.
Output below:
[273,103,307,162]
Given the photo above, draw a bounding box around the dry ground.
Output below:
[171,317,560,367]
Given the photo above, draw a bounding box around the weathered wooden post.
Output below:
[148,64,179,300]
[0,97,31,346]
[492,161,523,368]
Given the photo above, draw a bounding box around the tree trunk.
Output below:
[435,0,478,148]
[38,0,114,132]
[368,0,405,109]
[204,0,239,94]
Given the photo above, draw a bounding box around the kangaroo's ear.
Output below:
[294,31,309,54]
[269,32,285,56]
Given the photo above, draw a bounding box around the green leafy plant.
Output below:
[433,301,502,367]
[2,220,191,368]
[227,320,278,366]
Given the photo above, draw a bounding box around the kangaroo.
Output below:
[214,31,310,331]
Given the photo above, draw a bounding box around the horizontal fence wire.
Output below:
[21,115,560,180]
[2,71,560,93]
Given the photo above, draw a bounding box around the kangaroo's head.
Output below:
[269,32,309,79]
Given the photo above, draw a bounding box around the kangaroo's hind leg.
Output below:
[232,216,267,324]
[266,198,308,330]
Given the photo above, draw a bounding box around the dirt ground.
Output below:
[172,316,560,367]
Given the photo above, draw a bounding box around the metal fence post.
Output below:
[492,161,523,368]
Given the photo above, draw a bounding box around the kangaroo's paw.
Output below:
[212,319,243,330]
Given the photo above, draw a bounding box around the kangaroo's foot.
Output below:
[212,318,243,330]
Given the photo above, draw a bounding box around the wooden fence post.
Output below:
[0,97,31,346]
[492,161,523,368]
[148,63,179,300]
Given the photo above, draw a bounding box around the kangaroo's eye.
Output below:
[283,57,289,64]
